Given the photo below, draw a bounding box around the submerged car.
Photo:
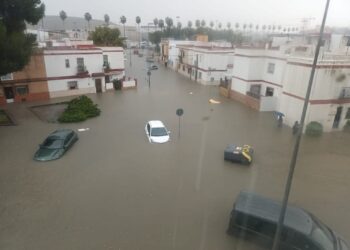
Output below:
[34,129,78,161]
[227,191,349,250]
[145,120,170,143]
[150,64,158,70]
[224,144,253,165]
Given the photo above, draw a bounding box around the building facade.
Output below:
[230,40,350,132]
[0,44,125,105]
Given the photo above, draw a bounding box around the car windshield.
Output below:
[151,127,168,136]
[42,138,64,149]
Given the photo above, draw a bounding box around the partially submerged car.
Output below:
[34,129,78,161]
[224,144,253,165]
[227,191,349,250]
[145,120,170,143]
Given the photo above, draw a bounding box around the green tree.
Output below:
[0,0,45,76]
[218,22,222,29]
[227,22,231,30]
[235,22,240,30]
[158,19,165,31]
[195,20,200,29]
[89,27,124,46]
[187,21,193,28]
[84,12,92,31]
[177,22,182,29]
[149,31,162,51]
[165,17,173,30]
[200,20,206,27]
[104,14,110,26]
[59,10,67,30]
[120,15,127,37]
[153,18,159,30]
[209,21,214,29]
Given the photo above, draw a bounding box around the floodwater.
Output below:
[0,51,349,250]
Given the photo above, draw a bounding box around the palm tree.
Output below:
[200,20,206,27]
[136,16,141,44]
[209,21,214,29]
[278,25,282,32]
[84,12,92,32]
[255,24,259,32]
[287,27,291,33]
[268,25,272,33]
[120,15,127,37]
[195,20,200,29]
[262,25,266,32]
[158,19,165,31]
[153,18,159,30]
[59,10,67,30]
[235,22,239,30]
[243,23,247,32]
[283,28,286,33]
[227,22,231,30]
[249,23,253,32]
[165,17,173,30]
[104,14,110,26]
[177,22,182,29]
[187,20,193,28]
[272,25,276,33]
[218,22,222,29]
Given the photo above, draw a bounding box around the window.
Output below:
[16,86,28,95]
[105,75,110,83]
[77,57,84,67]
[67,81,78,90]
[1,73,13,81]
[345,108,350,119]
[65,59,70,68]
[103,55,109,67]
[198,72,202,79]
[267,63,275,74]
[266,87,274,96]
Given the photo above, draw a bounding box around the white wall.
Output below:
[260,96,278,111]
[100,47,125,69]
[48,78,96,98]
[231,78,249,94]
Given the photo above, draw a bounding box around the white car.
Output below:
[145,120,170,143]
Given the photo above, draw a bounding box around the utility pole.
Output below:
[271,0,331,249]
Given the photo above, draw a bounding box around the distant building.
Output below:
[0,41,125,105]
[229,33,350,132]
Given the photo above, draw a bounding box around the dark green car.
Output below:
[34,129,78,161]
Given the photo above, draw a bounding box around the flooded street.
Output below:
[0,52,349,250]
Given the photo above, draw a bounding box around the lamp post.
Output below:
[147,70,151,88]
[271,0,331,249]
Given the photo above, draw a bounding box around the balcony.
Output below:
[77,65,88,75]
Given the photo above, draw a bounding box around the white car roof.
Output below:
[148,120,165,128]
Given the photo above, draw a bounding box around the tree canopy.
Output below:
[89,27,124,46]
[0,0,45,76]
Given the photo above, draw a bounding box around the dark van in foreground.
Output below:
[227,191,349,250]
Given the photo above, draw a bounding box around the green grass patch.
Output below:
[58,95,101,123]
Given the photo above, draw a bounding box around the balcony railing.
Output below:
[77,65,87,74]
[246,91,261,100]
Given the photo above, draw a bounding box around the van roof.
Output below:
[235,191,313,235]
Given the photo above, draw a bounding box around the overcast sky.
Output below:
[42,0,350,28]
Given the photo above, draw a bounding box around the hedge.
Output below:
[58,95,101,123]
[305,121,323,137]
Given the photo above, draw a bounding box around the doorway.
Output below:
[333,106,343,129]
[4,87,14,103]
[95,79,102,93]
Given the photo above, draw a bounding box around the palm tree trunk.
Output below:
[123,24,126,38]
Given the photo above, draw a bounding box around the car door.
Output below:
[64,132,73,151]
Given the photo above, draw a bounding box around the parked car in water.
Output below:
[145,120,170,143]
[34,129,78,161]
[149,64,158,70]
[227,191,349,250]
[224,144,253,165]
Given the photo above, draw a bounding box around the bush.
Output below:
[344,120,350,133]
[58,95,101,123]
[305,121,323,137]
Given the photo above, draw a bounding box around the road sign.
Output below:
[176,108,184,116]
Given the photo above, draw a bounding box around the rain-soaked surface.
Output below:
[0,51,349,250]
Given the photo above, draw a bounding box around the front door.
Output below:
[95,79,102,93]
[4,87,14,103]
[333,106,343,129]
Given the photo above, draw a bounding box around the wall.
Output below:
[48,78,96,98]
[260,96,278,111]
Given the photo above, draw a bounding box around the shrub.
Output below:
[305,121,323,137]
[344,120,350,133]
[58,95,100,123]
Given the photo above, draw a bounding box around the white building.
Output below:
[177,44,234,85]
[230,34,350,132]
[44,45,125,98]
